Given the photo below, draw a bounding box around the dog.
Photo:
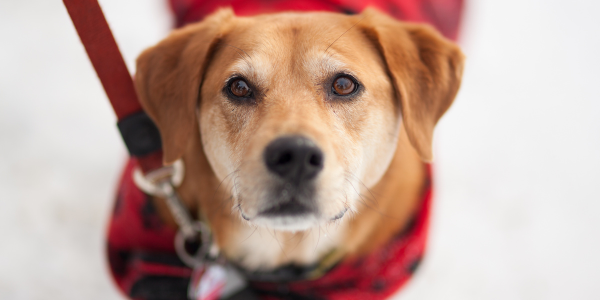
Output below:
[108,7,464,300]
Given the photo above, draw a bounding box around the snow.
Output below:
[0,0,598,299]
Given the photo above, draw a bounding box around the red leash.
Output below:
[63,0,163,173]
[63,0,140,119]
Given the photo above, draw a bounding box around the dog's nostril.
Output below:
[276,152,293,165]
[308,153,322,167]
[264,135,324,182]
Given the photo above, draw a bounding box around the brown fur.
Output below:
[135,8,464,269]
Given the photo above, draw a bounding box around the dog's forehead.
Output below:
[226,46,348,86]
[220,13,367,81]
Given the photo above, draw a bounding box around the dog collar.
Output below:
[107,158,432,300]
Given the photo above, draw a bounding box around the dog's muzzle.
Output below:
[260,135,323,216]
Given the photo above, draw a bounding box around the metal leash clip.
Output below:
[133,159,218,268]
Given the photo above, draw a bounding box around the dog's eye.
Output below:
[230,79,252,98]
[332,76,357,96]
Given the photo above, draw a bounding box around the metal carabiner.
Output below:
[175,221,215,268]
[133,159,219,267]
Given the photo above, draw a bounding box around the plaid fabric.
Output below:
[249,179,432,300]
[168,0,464,40]
[107,1,458,299]
[107,158,432,300]
[107,159,192,300]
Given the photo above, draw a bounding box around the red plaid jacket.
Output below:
[107,1,462,299]
[108,159,433,300]
[169,0,463,39]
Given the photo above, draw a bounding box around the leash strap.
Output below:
[63,4,234,298]
[63,0,163,172]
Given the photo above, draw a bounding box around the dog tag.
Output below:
[188,264,247,300]
[188,264,226,300]
[218,265,247,299]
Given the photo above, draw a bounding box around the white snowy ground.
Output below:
[0,0,599,299]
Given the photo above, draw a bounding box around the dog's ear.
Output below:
[135,9,233,165]
[360,8,465,161]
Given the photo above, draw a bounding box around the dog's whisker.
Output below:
[220,42,252,61]
[344,176,377,207]
[267,228,289,260]
[313,226,322,254]
[324,16,365,54]
[210,169,239,203]
[345,171,379,206]
[322,224,335,243]
[345,178,400,220]
[241,225,259,243]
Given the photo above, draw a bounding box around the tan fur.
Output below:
[135,8,464,270]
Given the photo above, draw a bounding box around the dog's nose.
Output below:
[264,136,324,183]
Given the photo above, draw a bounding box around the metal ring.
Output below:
[174,221,213,268]
[133,159,185,197]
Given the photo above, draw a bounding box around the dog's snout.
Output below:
[264,136,324,183]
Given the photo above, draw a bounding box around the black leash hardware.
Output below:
[117,111,162,157]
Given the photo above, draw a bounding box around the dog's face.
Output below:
[198,13,401,231]
[135,9,463,232]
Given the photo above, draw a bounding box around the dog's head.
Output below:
[135,8,464,232]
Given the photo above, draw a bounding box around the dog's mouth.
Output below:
[239,197,313,221]
[238,196,348,231]
[258,198,313,217]
[331,207,348,221]
[238,193,319,231]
